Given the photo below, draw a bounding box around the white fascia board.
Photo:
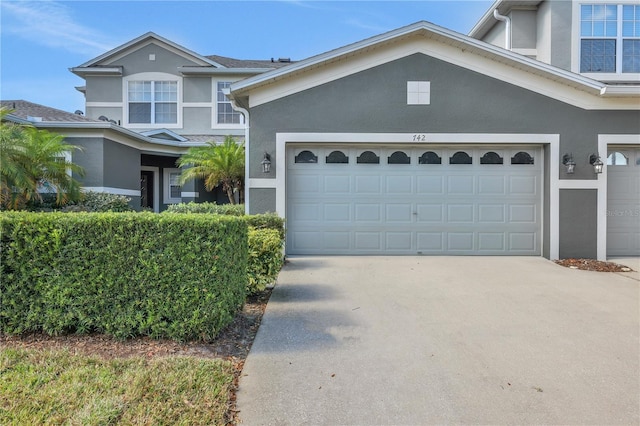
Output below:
[600,85,640,96]
[178,66,272,75]
[69,66,123,77]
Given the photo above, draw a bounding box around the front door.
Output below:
[140,170,154,210]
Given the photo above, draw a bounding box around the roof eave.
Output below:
[178,66,273,76]
[70,66,123,77]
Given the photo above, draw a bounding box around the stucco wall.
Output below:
[549,0,572,71]
[249,53,639,179]
[559,189,598,258]
[67,137,105,186]
[103,139,140,191]
[511,9,537,49]
[249,188,276,214]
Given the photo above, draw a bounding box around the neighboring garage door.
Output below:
[607,147,640,256]
[287,145,542,255]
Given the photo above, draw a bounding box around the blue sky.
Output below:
[1,0,493,114]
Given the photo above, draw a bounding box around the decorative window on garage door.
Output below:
[295,150,318,163]
[480,151,503,164]
[449,151,472,164]
[326,150,349,164]
[388,151,410,164]
[511,151,535,165]
[419,151,442,164]
[357,151,380,164]
[607,151,628,165]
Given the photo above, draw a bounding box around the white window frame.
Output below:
[572,1,640,81]
[123,73,183,128]
[212,79,245,129]
[163,168,182,204]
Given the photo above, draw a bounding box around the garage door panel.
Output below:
[509,233,537,251]
[417,176,444,194]
[509,204,537,223]
[417,204,444,222]
[324,175,351,193]
[478,204,505,223]
[287,145,542,255]
[386,232,412,250]
[478,233,505,251]
[324,204,350,221]
[292,175,321,193]
[386,204,413,222]
[448,233,474,251]
[355,175,381,193]
[417,233,444,251]
[355,204,381,221]
[478,176,506,194]
[509,176,537,195]
[324,232,351,250]
[447,204,474,222]
[447,175,474,194]
[386,175,413,193]
[292,203,320,221]
[355,232,381,250]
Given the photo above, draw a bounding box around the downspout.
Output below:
[226,90,250,214]
[493,9,512,51]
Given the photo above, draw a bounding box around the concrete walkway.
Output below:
[237,257,639,425]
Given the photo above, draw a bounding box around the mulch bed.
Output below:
[554,258,635,272]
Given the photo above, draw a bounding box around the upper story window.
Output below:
[128,81,177,124]
[580,4,640,74]
[217,82,244,125]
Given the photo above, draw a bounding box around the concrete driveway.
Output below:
[237,257,639,425]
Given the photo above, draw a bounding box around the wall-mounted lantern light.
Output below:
[261,152,272,173]
[562,153,576,174]
[590,154,603,174]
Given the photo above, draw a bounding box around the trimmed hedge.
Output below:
[247,228,284,295]
[165,202,244,216]
[0,212,248,341]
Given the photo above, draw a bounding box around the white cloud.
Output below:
[1,0,116,55]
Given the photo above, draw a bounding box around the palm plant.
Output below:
[1,108,84,210]
[178,136,245,204]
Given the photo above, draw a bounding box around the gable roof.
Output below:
[206,55,294,69]
[72,32,220,72]
[229,20,639,109]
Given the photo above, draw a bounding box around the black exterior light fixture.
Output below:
[261,152,272,173]
[590,154,604,174]
[562,153,576,174]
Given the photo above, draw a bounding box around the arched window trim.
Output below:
[357,150,380,164]
[419,151,442,165]
[449,151,472,165]
[326,150,349,164]
[388,151,410,164]
[295,150,318,163]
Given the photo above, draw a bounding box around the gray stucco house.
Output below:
[3,0,639,260]
[229,0,639,260]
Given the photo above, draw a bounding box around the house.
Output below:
[227,0,639,259]
[3,0,638,259]
[4,32,290,211]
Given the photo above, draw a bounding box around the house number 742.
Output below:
[412,134,427,142]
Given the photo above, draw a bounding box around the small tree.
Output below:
[178,136,244,204]
[1,108,84,210]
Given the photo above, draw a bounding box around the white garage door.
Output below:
[287,145,542,255]
[607,147,640,256]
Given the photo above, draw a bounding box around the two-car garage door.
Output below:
[287,145,542,255]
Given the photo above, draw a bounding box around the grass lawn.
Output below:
[0,347,236,425]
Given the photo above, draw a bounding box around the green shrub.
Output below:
[244,213,285,240]
[0,212,247,341]
[26,191,134,212]
[165,202,244,216]
[247,228,284,295]
[63,191,134,212]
